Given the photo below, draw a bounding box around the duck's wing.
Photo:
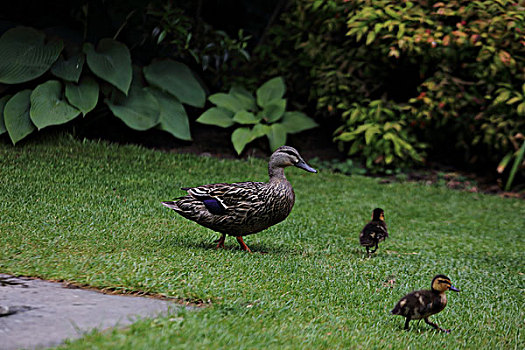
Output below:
[391,290,433,318]
[183,181,267,215]
[360,221,389,244]
[377,221,388,239]
[414,291,445,317]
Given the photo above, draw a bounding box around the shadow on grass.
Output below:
[345,246,396,260]
[156,231,301,256]
[154,228,414,259]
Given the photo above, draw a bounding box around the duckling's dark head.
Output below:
[269,146,317,176]
[431,274,460,293]
[372,208,385,221]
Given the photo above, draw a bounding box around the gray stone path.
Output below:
[0,274,186,350]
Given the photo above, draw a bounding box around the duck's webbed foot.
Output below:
[215,234,226,249]
[236,236,252,253]
[369,242,379,254]
[424,317,450,333]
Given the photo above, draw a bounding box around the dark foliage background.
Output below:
[0,0,523,189]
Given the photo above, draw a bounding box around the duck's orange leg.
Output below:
[236,236,252,253]
[215,234,226,249]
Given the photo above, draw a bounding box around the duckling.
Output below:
[391,274,460,333]
[162,146,317,252]
[359,208,388,255]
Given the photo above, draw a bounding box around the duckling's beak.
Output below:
[295,160,317,173]
[449,285,460,292]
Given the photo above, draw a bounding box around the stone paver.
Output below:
[0,274,186,349]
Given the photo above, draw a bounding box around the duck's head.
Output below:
[431,274,460,293]
[372,208,385,221]
[269,146,317,173]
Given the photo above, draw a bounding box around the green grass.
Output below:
[1,134,523,349]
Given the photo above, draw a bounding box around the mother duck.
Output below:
[162,146,317,252]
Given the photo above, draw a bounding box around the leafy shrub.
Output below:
[196,77,318,154]
[0,26,205,144]
[253,0,525,183]
[391,1,525,171]
[146,2,251,89]
[308,157,366,176]
[334,99,425,173]
[252,1,345,114]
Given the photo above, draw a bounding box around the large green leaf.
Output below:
[149,88,191,141]
[251,123,270,138]
[83,39,132,95]
[232,110,259,124]
[0,95,11,135]
[231,127,256,155]
[229,86,256,111]
[263,99,287,123]
[209,93,245,113]
[105,85,160,131]
[143,60,206,108]
[364,125,381,144]
[30,80,81,130]
[51,53,85,83]
[384,132,407,156]
[280,111,318,134]
[0,27,63,84]
[256,76,286,108]
[4,90,35,144]
[266,123,287,151]
[196,107,234,128]
[65,76,99,116]
[336,132,357,142]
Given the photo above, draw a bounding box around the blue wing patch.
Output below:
[202,198,226,215]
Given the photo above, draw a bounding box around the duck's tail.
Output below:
[161,201,180,211]
[359,233,376,247]
[162,200,199,221]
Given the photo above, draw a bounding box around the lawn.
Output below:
[0,134,523,349]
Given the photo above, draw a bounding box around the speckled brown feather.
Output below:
[391,289,447,320]
[166,179,295,236]
[359,220,388,247]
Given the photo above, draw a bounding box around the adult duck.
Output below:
[162,146,317,252]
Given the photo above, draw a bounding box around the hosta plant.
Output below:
[0,26,205,144]
[196,77,318,154]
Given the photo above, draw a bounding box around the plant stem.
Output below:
[505,140,525,191]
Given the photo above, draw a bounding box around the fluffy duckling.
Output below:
[162,146,317,253]
[359,208,388,255]
[391,274,460,333]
